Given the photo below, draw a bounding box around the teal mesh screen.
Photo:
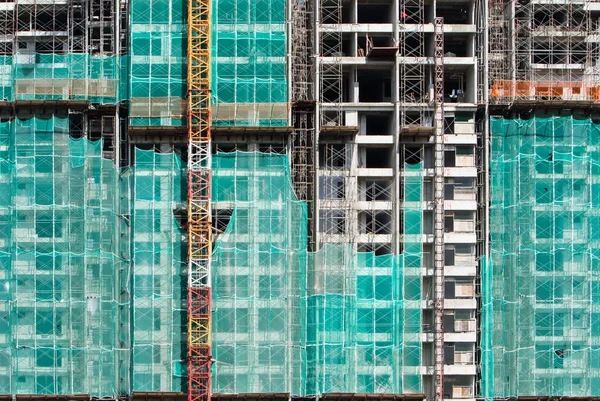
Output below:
[481,116,600,398]
[0,54,126,103]
[0,116,186,395]
[129,0,290,127]
[211,0,288,127]
[131,148,187,392]
[129,0,187,126]
[211,152,422,394]
[1,134,423,396]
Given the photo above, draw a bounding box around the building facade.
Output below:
[0,0,599,399]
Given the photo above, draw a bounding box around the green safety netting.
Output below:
[211,152,422,394]
[0,54,126,103]
[211,152,308,394]
[129,0,187,126]
[131,148,187,392]
[211,0,288,127]
[0,135,422,395]
[481,116,600,398]
[0,116,186,395]
[129,0,288,128]
[0,0,289,126]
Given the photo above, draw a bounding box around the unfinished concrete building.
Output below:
[309,0,482,399]
[0,0,599,400]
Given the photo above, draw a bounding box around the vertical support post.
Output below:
[187,0,212,398]
[291,107,316,249]
[400,0,426,128]
[291,0,316,250]
[488,0,507,103]
[475,0,486,104]
[319,0,343,126]
[433,16,445,401]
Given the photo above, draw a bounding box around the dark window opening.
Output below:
[445,247,455,266]
[443,313,455,333]
[444,37,468,57]
[365,115,391,135]
[455,177,474,188]
[444,75,466,102]
[320,176,346,200]
[445,182,454,200]
[319,210,346,234]
[571,42,587,64]
[366,148,392,168]
[358,70,392,102]
[445,117,455,135]
[321,0,343,23]
[445,280,456,299]
[401,35,423,57]
[357,4,393,23]
[445,214,454,233]
[404,147,422,165]
[436,5,469,24]
[35,40,66,54]
[444,150,456,167]
[444,343,455,364]
[360,211,392,235]
[213,209,233,234]
[17,12,31,32]
[364,180,392,201]
[320,144,347,169]
[400,6,423,24]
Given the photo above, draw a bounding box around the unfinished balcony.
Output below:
[444,243,476,276]
[443,34,475,59]
[358,179,393,207]
[356,113,394,145]
[444,210,476,244]
[443,309,476,342]
[444,342,475,372]
[17,5,69,36]
[444,177,476,202]
[357,210,393,243]
[444,66,476,105]
[443,376,475,400]
[361,113,393,134]
[530,4,588,35]
[444,277,476,310]
[357,146,394,178]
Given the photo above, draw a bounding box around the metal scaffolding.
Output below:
[187,0,212,398]
[488,0,508,94]
[400,0,428,128]
[291,0,316,250]
[319,142,354,245]
[319,0,343,127]
[489,0,600,103]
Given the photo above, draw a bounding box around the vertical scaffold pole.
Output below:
[187,0,212,397]
[433,16,445,401]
